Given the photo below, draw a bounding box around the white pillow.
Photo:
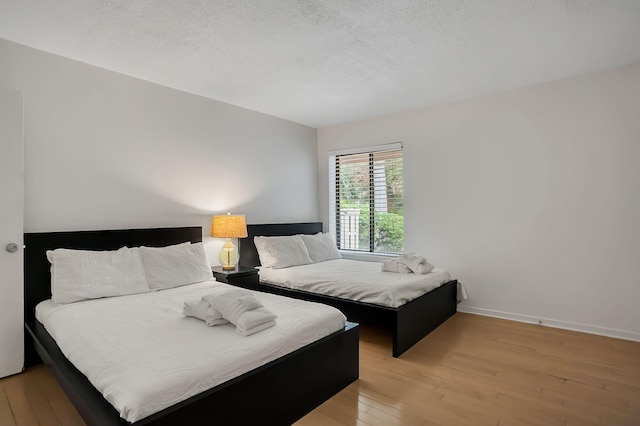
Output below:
[254,235,313,269]
[46,247,149,304]
[139,242,213,290]
[300,233,342,263]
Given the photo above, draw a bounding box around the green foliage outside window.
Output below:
[340,201,404,253]
[374,212,404,252]
[335,149,404,253]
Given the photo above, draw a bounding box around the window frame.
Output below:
[329,142,404,254]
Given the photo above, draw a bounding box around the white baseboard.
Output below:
[457,305,640,342]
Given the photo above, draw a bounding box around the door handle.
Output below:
[5,243,18,253]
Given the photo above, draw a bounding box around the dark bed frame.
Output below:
[239,222,458,358]
[23,226,359,426]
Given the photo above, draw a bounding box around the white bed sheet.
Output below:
[259,259,462,308]
[35,280,346,423]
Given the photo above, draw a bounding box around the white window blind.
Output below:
[329,145,404,254]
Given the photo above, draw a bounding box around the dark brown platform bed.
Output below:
[24,226,359,426]
[239,222,458,358]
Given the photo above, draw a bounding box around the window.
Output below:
[329,143,404,254]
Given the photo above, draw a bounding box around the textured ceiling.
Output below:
[1,1,640,128]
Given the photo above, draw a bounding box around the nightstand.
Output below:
[211,266,260,290]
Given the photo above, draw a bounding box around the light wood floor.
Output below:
[2,313,639,425]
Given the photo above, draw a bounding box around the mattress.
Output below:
[35,280,346,422]
[259,259,459,308]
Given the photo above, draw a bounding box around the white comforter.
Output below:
[35,280,346,423]
[259,259,462,308]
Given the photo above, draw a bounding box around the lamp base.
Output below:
[218,238,240,271]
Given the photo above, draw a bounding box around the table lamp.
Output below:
[211,213,248,270]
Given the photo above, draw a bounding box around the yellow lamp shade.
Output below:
[211,214,248,238]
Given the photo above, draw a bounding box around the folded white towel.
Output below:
[381,259,412,273]
[202,289,259,323]
[398,253,434,275]
[237,319,277,336]
[203,289,277,335]
[237,295,263,310]
[413,261,434,275]
[183,300,229,326]
[234,307,278,332]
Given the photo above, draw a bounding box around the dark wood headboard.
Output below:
[23,226,203,322]
[238,222,323,268]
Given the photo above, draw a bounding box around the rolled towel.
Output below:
[398,253,435,275]
[203,289,277,335]
[381,259,412,273]
[183,299,229,326]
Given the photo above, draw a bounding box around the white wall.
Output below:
[0,39,318,262]
[318,63,640,340]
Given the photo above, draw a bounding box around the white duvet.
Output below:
[35,280,346,423]
[259,259,461,308]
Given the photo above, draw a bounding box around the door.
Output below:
[0,87,24,378]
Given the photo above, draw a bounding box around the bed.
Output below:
[238,222,458,358]
[24,226,359,426]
